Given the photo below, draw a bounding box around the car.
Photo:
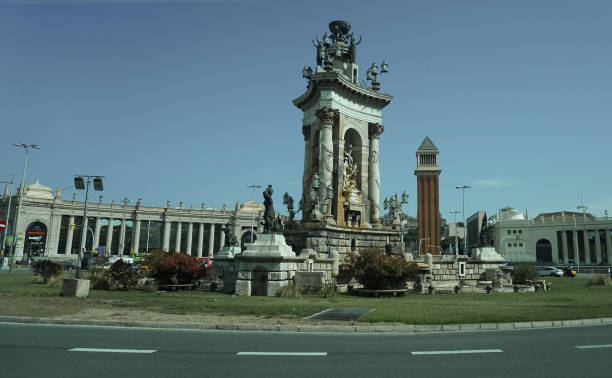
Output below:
[538,266,563,277]
[57,260,77,271]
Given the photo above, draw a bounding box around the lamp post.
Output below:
[1,175,14,263]
[247,184,261,244]
[450,210,461,256]
[456,185,471,256]
[73,175,104,279]
[10,144,39,273]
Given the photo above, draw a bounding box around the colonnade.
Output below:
[559,228,612,264]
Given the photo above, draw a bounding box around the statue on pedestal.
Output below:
[263,185,283,234]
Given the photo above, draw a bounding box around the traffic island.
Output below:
[61,278,90,298]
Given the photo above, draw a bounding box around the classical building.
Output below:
[414,137,441,255]
[0,180,264,261]
[486,207,612,265]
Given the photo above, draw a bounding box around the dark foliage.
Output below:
[146,250,205,285]
[109,259,139,290]
[340,249,419,290]
[512,265,539,284]
[32,260,62,283]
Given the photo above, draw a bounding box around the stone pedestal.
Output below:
[61,278,90,298]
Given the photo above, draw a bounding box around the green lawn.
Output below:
[1,273,611,324]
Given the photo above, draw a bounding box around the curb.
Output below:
[1,316,612,334]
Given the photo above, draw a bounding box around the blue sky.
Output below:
[1,0,611,222]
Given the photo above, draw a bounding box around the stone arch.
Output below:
[342,128,364,191]
[24,221,48,259]
[241,230,257,252]
[536,238,553,263]
[251,266,268,296]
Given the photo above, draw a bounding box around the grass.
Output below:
[1,273,612,324]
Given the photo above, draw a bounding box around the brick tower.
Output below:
[415,137,441,255]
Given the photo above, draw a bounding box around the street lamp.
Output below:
[456,185,471,256]
[0,175,14,264]
[247,184,261,244]
[450,210,462,256]
[74,175,104,278]
[10,143,39,272]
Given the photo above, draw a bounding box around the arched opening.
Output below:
[241,231,257,252]
[343,129,363,191]
[536,238,553,263]
[24,222,47,259]
[251,267,268,296]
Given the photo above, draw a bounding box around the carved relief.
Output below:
[368,123,384,139]
[316,107,338,126]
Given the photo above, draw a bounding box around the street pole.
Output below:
[456,185,471,256]
[247,184,261,244]
[76,178,91,279]
[450,210,461,257]
[1,175,14,258]
[11,144,39,273]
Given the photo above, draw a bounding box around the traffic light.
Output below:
[74,176,85,190]
[93,177,103,191]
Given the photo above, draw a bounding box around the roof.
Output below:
[417,136,438,151]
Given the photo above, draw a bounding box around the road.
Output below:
[1,323,611,377]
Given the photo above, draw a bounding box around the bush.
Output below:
[589,275,611,286]
[110,260,139,290]
[88,266,112,290]
[32,260,62,283]
[342,249,419,290]
[512,265,539,284]
[146,250,205,285]
[319,282,335,298]
[276,282,297,298]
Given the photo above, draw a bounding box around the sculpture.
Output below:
[283,192,296,222]
[223,220,239,247]
[263,185,283,234]
[384,191,409,223]
[342,144,358,194]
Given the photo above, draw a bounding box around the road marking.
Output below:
[575,344,612,349]
[69,348,157,354]
[237,352,327,356]
[411,349,503,355]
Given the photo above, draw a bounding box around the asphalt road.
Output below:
[1,323,611,378]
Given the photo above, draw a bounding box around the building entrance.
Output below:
[25,222,47,258]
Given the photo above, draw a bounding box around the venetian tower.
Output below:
[415,137,441,255]
[292,21,392,229]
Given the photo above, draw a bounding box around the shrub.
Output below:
[512,265,539,284]
[110,260,139,290]
[32,260,62,283]
[146,250,205,285]
[588,275,611,286]
[319,282,335,298]
[276,282,297,298]
[88,266,112,290]
[343,249,419,290]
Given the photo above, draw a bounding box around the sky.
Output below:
[1,0,611,223]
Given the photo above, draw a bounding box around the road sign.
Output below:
[0,220,6,231]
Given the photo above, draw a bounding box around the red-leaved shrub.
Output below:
[146,250,205,285]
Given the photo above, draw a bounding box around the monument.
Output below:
[286,20,403,257]
[414,137,441,255]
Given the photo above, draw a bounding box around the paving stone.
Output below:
[531,321,554,328]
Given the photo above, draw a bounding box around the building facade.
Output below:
[0,180,263,261]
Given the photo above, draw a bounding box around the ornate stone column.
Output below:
[208,223,215,257]
[186,223,193,256]
[302,124,311,195]
[583,229,590,264]
[65,215,75,254]
[572,229,579,263]
[119,218,127,255]
[316,107,337,221]
[162,219,170,252]
[595,229,602,264]
[368,123,384,228]
[175,222,182,252]
[106,218,114,255]
[561,230,569,264]
[219,226,225,250]
[93,217,101,251]
[606,229,612,264]
[197,223,204,258]
[132,219,141,255]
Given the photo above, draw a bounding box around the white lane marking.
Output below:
[575,344,612,349]
[69,348,157,354]
[237,352,327,356]
[411,349,503,355]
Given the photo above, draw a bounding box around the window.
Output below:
[458,261,466,277]
[508,243,512,247]
[518,230,523,234]
[512,230,517,234]
[507,230,511,235]
[519,243,523,247]
[513,243,517,247]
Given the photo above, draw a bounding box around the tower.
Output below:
[415,137,441,255]
[293,20,392,229]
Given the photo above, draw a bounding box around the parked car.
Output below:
[57,260,77,271]
[538,266,563,277]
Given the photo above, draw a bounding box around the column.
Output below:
[606,229,612,264]
[119,218,126,255]
[572,230,579,263]
[302,124,311,195]
[208,223,215,257]
[368,123,384,228]
[132,219,141,255]
[175,222,182,252]
[65,215,75,254]
[106,218,114,255]
[561,230,568,264]
[197,223,204,258]
[595,229,602,264]
[162,220,170,252]
[186,223,193,256]
[220,226,226,250]
[583,230,590,264]
[316,107,337,221]
[93,217,101,251]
